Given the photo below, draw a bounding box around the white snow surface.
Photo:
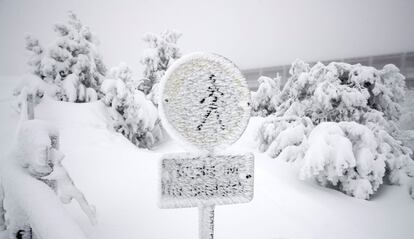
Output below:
[0,94,414,238]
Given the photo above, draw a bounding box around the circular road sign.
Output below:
[159,52,251,151]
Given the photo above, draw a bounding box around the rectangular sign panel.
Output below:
[160,152,254,208]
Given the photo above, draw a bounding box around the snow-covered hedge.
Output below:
[16,11,106,103]
[256,60,414,199]
[102,63,163,149]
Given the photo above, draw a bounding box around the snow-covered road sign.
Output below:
[160,152,254,208]
[159,52,251,151]
[158,52,253,239]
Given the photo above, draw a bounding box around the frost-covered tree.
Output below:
[256,60,414,199]
[251,75,282,116]
[138,30,182,104]
[20,11,106,103]
[25,35,44,78]
[102,63,163,148]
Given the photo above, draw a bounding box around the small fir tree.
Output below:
[138,30,182,105]
[101,63,163,149]
[20,11,106,103]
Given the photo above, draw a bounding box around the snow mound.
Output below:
[1,76,414,238]
[26,109,414,239]
[35,97,112,129]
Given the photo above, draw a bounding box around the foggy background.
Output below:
[1,0,414,77]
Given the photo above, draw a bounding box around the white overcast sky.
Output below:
[1,0,414,77]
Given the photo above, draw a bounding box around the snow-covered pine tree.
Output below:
[25,35,44,79]
[20,11,106,103]
[256,60,414,199]
[138,30,182,105]
[101,63,163,149]
[251,75,282,116]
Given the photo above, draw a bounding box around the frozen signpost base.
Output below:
[199,204,214,239]
[158,52,253,239]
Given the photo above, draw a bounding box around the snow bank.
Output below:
[31,101,414,239]
[1,76,414,238]
[35,97,112,129]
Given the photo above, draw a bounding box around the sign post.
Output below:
[199,204,214,239]
[158,52,253,239]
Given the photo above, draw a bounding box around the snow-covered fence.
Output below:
[16,87,35,121]
[26,93,35,120]
[1,162,90,239]
[0,120,93,239]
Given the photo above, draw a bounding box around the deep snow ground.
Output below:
[0,85,414,238]
[32,100,414,238]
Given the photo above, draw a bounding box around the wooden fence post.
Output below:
[27,93,34,120]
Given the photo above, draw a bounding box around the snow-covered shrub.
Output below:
[365,112,414,186]
[256,59,414,199]
[102,63,163,148]
[251,75,281,116]
[138,30,182,104]
[300,122,386,199]
[257,116,313,161]
[274,61,406,124]
[20,11,106,103]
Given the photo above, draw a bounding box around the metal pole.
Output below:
[199,204,215,239]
